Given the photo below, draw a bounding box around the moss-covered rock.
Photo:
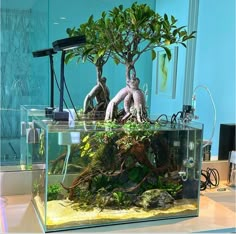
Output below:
[135,189,174,209]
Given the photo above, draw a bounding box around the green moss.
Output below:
[47,183,61,201]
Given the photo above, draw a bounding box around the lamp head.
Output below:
[52,35,86,52]
[32,48,56,57]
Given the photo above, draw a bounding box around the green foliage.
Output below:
[80,134,95,158]
[123,120,153,140]
[80,121,120,158]
[65,15,110,72]
[128,165,149,183]
[65,2,196,80]
[79,125,120,171]
[114,121,156,151]
[33,181,39,195]
[156,176,183,198]
[91,174,111,192]
[47,183,61,201]
[94,121,120,144]
[112,191,131,209]
[72,187,95,211]
[104,1,195,65]
[39,130,45,158]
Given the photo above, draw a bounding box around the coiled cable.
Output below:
[156,114,168,125]
[200,167,220,191]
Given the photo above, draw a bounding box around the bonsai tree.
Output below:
[66,15,110,117]
[66,2,195,122]
[102,2,195,122]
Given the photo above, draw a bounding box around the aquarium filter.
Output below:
[178,157,196,182]
[58,131,80,183]
[26,122,40,144]
[21,121,26,136]
[178,130,197,181]
[58,132,80,145]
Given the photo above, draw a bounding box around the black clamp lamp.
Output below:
[32,48,57,117]
[52,35,86,121]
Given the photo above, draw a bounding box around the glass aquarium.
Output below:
[27,109,203,232]
[20,105,48,169]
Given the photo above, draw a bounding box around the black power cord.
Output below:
[200,167,220,191]
[171,111,182,124]
[156,114,168,125]
[53,68,80,121]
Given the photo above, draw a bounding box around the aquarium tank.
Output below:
[27,111,203,232]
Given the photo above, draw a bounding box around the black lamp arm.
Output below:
[59,50,66,112]
[49,54,54,109]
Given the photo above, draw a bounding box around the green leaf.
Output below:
[161,46,172,60]
[151,49,156,60]
[65,53,75,64]
[164,13,168,21]
[64,2,196,75]
[128,167,141,182]
[171,15,177,25]
[98,49,106,57]
[88,15,94,24]
[82,135,89,143]
[84,142,90,151]
[113,55,120,65]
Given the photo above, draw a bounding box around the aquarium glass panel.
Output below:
[30,112,203,232]
[20,105,48,170]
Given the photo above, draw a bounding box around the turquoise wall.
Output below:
[0,0,49,164]
[194,0,235,156]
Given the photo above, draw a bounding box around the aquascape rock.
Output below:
[135,189,174,209]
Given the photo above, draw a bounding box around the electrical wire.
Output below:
[52,68,75,121]
[156,114,168,125]
[61,145,71,183]
[171,111,182,124]
[64,76,80,120]
[193,85,217,148]
[200,167,220,191]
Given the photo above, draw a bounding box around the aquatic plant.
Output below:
[72,188,95,211]
[112,191,131,209]
[39,130,45,158]
[156,176,183,198]
[50,144,88,174]
[47,183,61,201]
[33,181,40,195]
[90,174,111,192]
[58,120,174,204]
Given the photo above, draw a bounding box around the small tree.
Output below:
[66,2,196,122]
[104,3,195,80]
[102,2,195,121]
[66,15,110,116]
